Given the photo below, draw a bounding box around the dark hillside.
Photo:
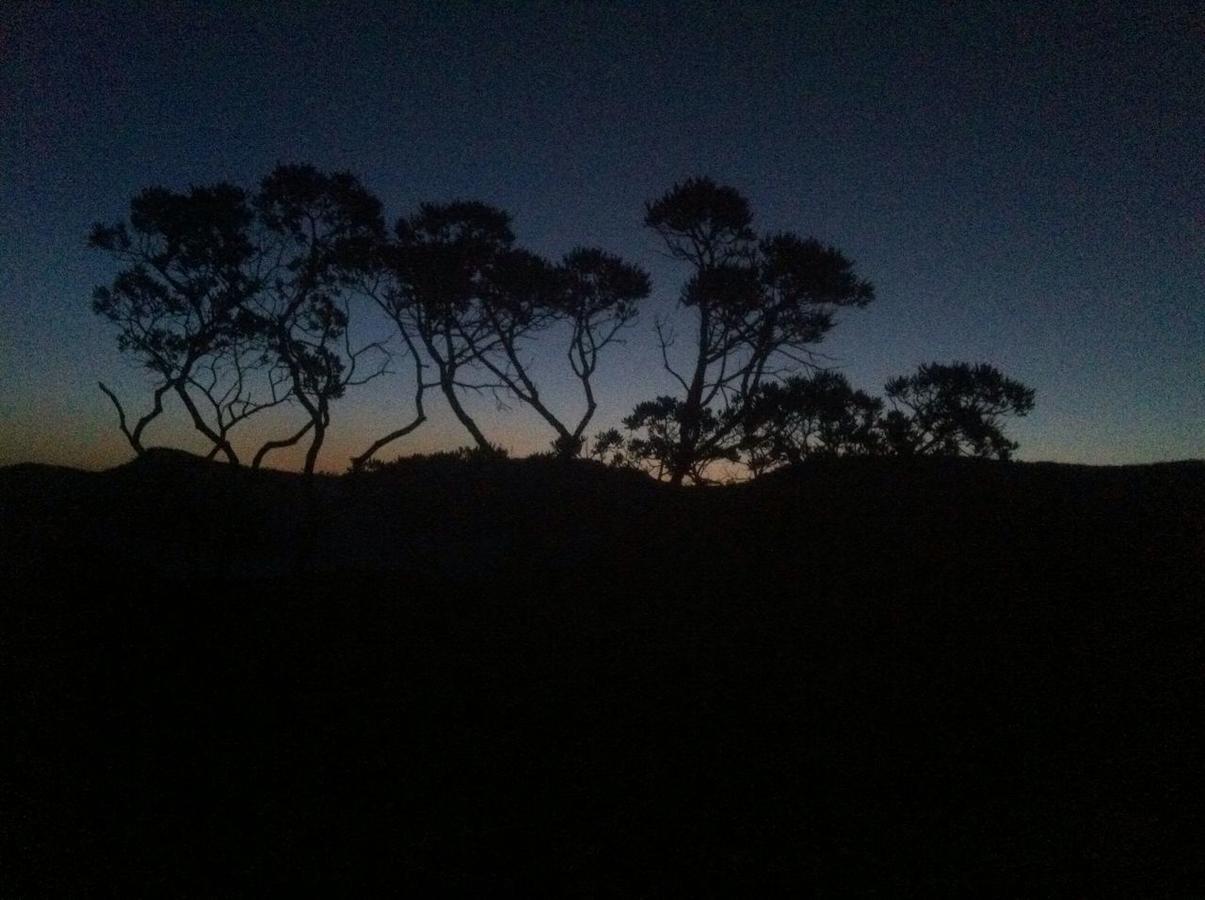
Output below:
[3,453,1203,893]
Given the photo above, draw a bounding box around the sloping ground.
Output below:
[2,453,1203,893]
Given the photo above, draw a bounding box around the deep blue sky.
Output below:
[2,1,1201,469]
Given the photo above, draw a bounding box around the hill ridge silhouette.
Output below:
[3,452,1202,893]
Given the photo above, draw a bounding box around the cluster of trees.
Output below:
[91,167,1034,480]
[593,362,1036,481]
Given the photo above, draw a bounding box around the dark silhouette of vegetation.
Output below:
[740,370,884,474]
[601,359,1035,479]
[90,165,390,474]
[538,248,650,457]
[355,442,511,473]
[373,202,519,453]
[90,183,260,462]
[620,395,740,482]
[91,170,1036,476]
[637,177,875,484]
[881,361,1036,460]
[587,426,630,468]
[364,204,650,464]
[247,165,389,473]
[731,362,1036,472]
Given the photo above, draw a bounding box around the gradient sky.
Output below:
[2,1,1202,471]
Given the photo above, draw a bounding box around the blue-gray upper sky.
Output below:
[2,1,1201,469]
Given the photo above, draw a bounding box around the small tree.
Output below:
[551,249,650,456]
[466,246,650,459]
[248,165,390,474]
[740,371,883,474]
[450,244,570,449]
[588,428,632,468]
[637,177,874,484]
[379,202,516,451]
[621,396,740,484]
[881,362,1035,460]
[92,166,391,473]
[375,203,651,461]
[90,183,260,461]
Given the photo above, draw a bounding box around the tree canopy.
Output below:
[881,362,1036,460]
[637,178,875,483]
[90,165,389,473]
[740,371,884,474]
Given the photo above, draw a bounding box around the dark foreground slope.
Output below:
[3,452,1203,894]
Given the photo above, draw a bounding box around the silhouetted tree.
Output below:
[247,165,389,473]
[449,244,569,446]
[373,202,650,460]
[881,362,1035,460]
[622,396,740,483]
[377,202,515,451]
[635,177,874,484]
[465,246,650,459]
[741,371,884,474]
[91,166,390,473]
[549,249,650,456]
[90,183,260,461]
[588,427,632,468]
